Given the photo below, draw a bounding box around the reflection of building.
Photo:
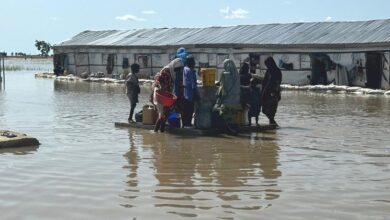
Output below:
[53,19,390,89]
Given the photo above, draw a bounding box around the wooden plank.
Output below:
[114,122,277,136]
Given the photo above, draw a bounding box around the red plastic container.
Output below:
[155,91,177,107]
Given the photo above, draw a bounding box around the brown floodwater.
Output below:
[1,71,389,220]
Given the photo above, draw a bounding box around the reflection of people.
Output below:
[182,55,199,127]
[261,57,282,126]
[126,63,140,122]
[122,129,282,214]
[123,130,139,188]
[153,59,182,132]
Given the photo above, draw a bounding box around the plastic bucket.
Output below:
[201,68,216,87]
[155,91,177,107]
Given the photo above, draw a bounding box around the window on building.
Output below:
[122,57,129,69]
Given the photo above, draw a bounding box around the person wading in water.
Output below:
[261,57,282,126]
[125,63,140,122]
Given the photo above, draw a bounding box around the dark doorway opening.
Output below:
[53,53,67,76]
[310,54,328,85]
[365,52,382,89]
[106,54,115,75]
[249,53,260,74]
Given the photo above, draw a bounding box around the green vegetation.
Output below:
[35,40,52,57]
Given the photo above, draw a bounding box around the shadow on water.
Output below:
[121,128,282,218]
[0,145,38,155]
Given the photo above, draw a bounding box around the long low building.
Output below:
[53,19,390,89]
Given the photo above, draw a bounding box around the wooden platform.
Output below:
[114,122,277,136]
[0,130,40,149]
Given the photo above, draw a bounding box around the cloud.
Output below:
[141,10,156,15]
[325,16,332,21]
[115,14,146,21]
[220,6,249,19]
[50,17,58,21]
[280,1,292,5]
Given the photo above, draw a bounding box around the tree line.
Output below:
[1,40,52,57]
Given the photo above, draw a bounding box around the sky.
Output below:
[1,0,390,54]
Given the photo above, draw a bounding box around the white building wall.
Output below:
[54,47,390,89]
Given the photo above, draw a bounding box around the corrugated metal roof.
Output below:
[55,19,390,49]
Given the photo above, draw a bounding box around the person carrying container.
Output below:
[153,59,182,132]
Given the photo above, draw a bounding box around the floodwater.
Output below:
[1,71,390,220]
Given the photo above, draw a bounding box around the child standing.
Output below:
[247,78,262,126]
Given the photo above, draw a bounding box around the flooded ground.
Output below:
[1,71,389,220]
[2,57,53,72]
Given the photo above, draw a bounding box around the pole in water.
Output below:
[1,53,5,88]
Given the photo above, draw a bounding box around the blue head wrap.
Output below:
[176,47,187,65]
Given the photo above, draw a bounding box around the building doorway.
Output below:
[310,54,328,85]
[365,52,382,89]
[53,53,68,76]
[106,54,116,75]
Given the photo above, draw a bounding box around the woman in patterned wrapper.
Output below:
[153,59,183,132]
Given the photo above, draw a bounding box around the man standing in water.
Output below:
[182,55,199,127]
[126,63,141,122]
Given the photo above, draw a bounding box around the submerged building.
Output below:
[53,19,390,89]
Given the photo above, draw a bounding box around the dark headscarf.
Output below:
[239,62,251,86]
[264,57,282,83]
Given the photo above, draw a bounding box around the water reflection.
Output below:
[122,129,282,218]
[54,80,124,94]
[0,145,38,155]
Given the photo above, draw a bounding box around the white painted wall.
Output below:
[54,47,390,89]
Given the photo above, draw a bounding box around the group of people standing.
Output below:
[213,56,282,133]
[125,48,282,133]
[152,54,199,132]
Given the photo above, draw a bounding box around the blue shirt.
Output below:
[183,66,197,101]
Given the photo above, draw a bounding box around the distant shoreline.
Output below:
[4,56,52,60]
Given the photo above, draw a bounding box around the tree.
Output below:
[35,40,51,57]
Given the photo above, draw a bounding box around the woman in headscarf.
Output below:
[176,47,188,65]
[213,59,242,134]
[239,62,251,86]
[261,56,282,126]
[239,62,252,108]
[153,59,182,132]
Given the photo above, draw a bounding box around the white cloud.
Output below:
[141,10,156,15]
[325,16,333,21]
[220,6,249,19]
[115,14,146,21]
[50,17,58,21]
[280,1,292,5]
